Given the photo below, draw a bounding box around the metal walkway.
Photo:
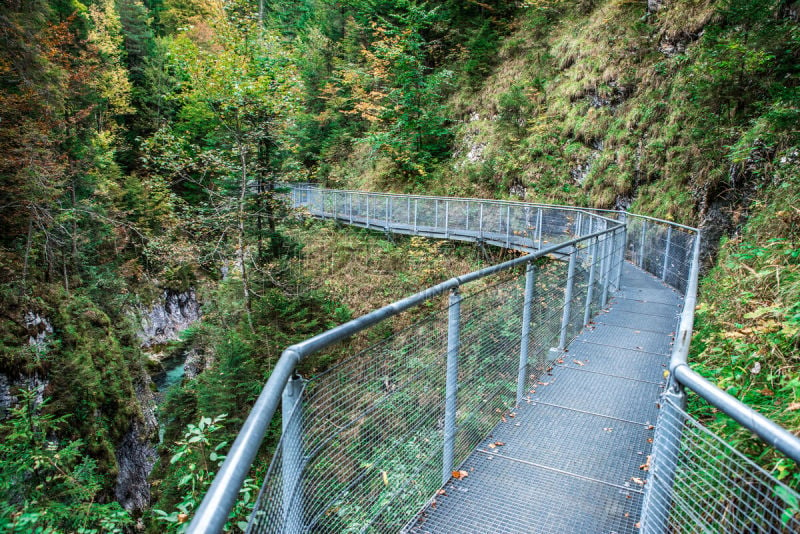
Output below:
[190,186,800,534]
[410,264,681,533]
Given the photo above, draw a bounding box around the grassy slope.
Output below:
[322,0,799,477]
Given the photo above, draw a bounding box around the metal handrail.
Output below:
[665,233,800,462]
[188,224,620,532]
[191,184,800,532]
[289,185,623,226]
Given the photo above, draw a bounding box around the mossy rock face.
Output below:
[36,294,145,488]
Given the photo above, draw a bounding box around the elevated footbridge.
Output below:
[190,185,800,533]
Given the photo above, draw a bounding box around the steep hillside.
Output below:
[319,0,798,261]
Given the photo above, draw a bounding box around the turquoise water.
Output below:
[153,353,186,391]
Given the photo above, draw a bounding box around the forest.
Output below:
[0,0,798,531]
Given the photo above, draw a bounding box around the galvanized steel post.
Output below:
[639,219,647,268]
[385,196,389,229]
[661,226,672,282]
[536,209,543,249]
[478,203,484,240]
[366,195,370,229]
[601,233,611,306]
[413,199,418,233]
[583,237,598,326]
[640,385,686,534]
[516,261,536,406]
[281,376,304,533]
[615,214,627,291]
[445,200,450,238]
[505,205,511,248]
[442,288,462,485]
[558,249,577,350]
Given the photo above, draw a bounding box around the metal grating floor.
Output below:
[408,263,682,534]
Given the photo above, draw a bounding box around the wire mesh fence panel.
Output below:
[454,276,525,465]
[229,185,710,534]
[248,380,307,534]
[644,396,800,534]
[623,216,694,294]
[300,309,450,533]
[243,248,617,533]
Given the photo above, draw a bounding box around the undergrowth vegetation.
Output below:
[691,162,800,485]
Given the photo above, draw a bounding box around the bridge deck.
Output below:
[408,263,682,534]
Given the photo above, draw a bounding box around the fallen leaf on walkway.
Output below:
[635,521,641,528]
[631,477,646,486]
[509,412,516,418]
[603,427,613,432]
[572,359,585,366]
[646,425,654,430]
[624,512,630,518]
[451,470,468,480]
[538,381,550,386]
[494,441,505,447]
[639,456,651,471]
[647,438,653,443]
[556,358,564,364]
[382,471,389,486]
[436,489,447,496]
[501,415,507,422]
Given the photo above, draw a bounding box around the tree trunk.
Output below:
[237,138,254,332]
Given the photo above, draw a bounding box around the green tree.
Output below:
[0,390,133,532]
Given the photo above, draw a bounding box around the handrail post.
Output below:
[558,249,577,350]
[516,261,536,406]
[661,226,672,282]
[445,200,450,238]
[601,233,611,306]
[406,197,411,226]
[414,199,418,233]
[536,209,543,249]
[442,288,461,485]
[615,214,627,291]
[639,219,647,268]
[282,376,305,533]
[505,205,511,247]
[385,196,390,229]
[478,203,484,240]
[640,384,686,534]
[576,213,582,237]
[366,195,370,229]
[435,199,439,228]
[583,237,598,326]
